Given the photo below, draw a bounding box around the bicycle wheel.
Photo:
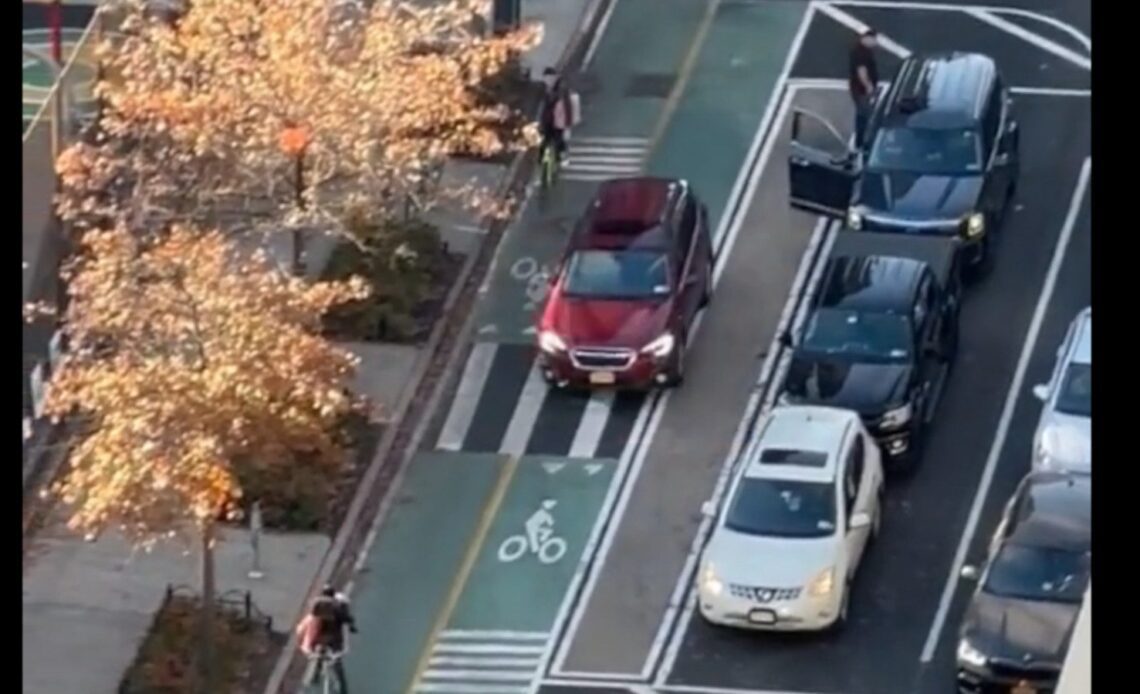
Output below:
[540,146,555,189]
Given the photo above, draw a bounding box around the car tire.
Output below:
[830,584,851,633]
[700,256,713,308]
[666,340,687,388]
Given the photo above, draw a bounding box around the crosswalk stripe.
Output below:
[569,391,614,458]
[438,343,498,451]
[416,685,527,694]
[573,135,649,145]
[498,365,549,455]
[440,630,549,641]
[561,135,648,182]
[433,643,546,655]
[423,670,534,682]
[428,656,540,668]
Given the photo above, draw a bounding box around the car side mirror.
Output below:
[778,332,794,349]
[700,500,716,518]
[1032,384,1049,401]
[849,512,871,530]
[960,565,980,581]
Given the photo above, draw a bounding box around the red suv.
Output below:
[536,177,714,389]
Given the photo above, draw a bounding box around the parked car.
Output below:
[535,177,713,389]
[779,232,961,471]
[1031,308,1091,474]
[956,471,1091,694]
[787,52,1019,273]
[697,405,883,632]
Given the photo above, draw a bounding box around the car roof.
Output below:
[574,177,685,251]
[883,52,996,129]
[830,232,959,287]
[1007,472,1091,552]
[742,406,857,483]
[1067,307,1092,365]
[816,254,921,313]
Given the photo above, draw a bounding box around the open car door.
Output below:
[788,108,860,220]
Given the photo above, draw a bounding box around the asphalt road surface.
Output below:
[655,6,1091,694]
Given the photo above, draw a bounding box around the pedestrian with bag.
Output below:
[848,29,880,150]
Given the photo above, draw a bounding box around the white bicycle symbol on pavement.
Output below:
[510,257,554,311]
[497,499,568,565]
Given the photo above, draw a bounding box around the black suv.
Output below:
[787,52,1020,273]
[956,471,1090,694]
[778,232,961,471]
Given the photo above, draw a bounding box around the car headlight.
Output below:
[807,567,835,597]
[538,330,567,354]
[641,333,675,358]
[1033,440,1059,471]
[964,212,985,238]
[957,639,988,668]
[701,563,723,596]
[879,403,912,430]
[846,207,864,230]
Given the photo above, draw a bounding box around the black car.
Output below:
[778,231,961,470]
[787,52,1020,273]
[956,471,1091,694]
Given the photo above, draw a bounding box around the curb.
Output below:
[260,1,617,691]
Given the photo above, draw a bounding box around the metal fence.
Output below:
[22,10,108,484]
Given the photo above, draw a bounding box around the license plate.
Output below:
[747,609,776,625]
[589,371,616,385]
[1010,683,1036,694]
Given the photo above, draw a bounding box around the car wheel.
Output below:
[666,339,686,388]
[831,584,851,633]
[700,257,713,308]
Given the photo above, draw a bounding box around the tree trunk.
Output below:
[197,523,217,694]
[291,154,306,276]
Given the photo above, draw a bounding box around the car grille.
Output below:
[862,217,959,236]
[988,659,1061,683]
[570,348,635,370]
[728,584,801,603]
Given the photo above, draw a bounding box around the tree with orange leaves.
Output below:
[42,224,368,689]
[60,0,539,249]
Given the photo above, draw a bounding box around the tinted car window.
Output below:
[868,127,983,174]
[562,250,671,299]
[802,309,912,361]
[1056,363,1091,417]
[724,479,837,538]
[984,544,1089,603]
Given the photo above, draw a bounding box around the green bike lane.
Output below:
[345,0,808,691]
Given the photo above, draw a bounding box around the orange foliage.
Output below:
[44,225,369,543]
[70,0,540,233]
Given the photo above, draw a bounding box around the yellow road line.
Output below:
[643,0,724,162]
[403,454,521,694]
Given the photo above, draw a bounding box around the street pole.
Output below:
[292,151,306,274]
[248,501,264,580]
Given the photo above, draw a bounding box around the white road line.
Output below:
[569,391,615,458]
[812,1,911,59]
[425,671,535,682]
[785,77,1091,99]
[438,343,499,451]
[962,8,1091,70]
[563,137,648,182]
[441,630,550,641]
[431,657,544,668]
[435,643,548,656]
[540,679,834,694]
[826,0,1093,55]
[919,156,1091,663]
[417,685,528,694]
[582,0,619,69]
[1010,87,1091,97]
[498,365,550,455]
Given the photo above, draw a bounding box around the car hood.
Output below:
[961,591,1080,664]
[783,352,911,415]
[546,295,672,349]
[702,527,840,588]
[1034,413,1091,473]
[857,171,982,220]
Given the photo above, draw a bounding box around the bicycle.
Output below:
[538,137,561,191]
[304,646,347,694]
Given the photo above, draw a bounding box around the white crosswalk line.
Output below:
[563,135,648,182]
[498,365,549,455]
[417,630,550,694]
[569,391,614,458]
[438,343,498,451]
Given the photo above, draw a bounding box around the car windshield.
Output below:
[724,478,837,539]
[984,544,1089,603]
[801,309,912,361]
[868,126,982,174]
[1055,363,1091,417]
[562,249,671,299]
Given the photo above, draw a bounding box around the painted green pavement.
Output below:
[647,0,809,232]
[344,452,507,694]
[22,28,96,132]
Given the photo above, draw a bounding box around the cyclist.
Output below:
[539,67,579,167]
[297,584,357,692]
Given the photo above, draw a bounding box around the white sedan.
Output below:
[1032,307,1091,473]
[697,405,883,632]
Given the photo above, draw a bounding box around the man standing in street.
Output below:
[848,29,880,150]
